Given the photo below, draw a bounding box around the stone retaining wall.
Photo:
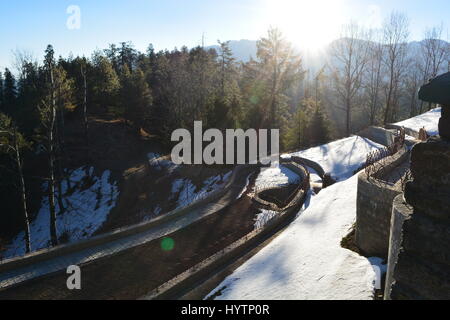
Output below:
[355,147,410,258]
[384,194,413,299]
[252,160,309,211]
[388,138,450,299]
[290,156,325,179]
[358,126,397,147]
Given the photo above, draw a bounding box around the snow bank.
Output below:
[170,172,232,209]
[207,174,379,300]
[4,167,119,259]
[148,153,179,173]
[286,136,383,181]
[236,174,252,200]
[394,107,441,136]
[254,209,279,229]
[255,163,300,189]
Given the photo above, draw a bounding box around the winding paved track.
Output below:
[0,168,252,290]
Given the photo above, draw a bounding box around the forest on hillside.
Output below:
[0,11,449,253]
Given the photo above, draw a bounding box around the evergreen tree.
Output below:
[119,66,152,131]
[307,104,331,147]
[285,107,308,151]
[16,61,42,136]
[38,44,59,247]
[255,27,303,129]
[0,72,3,112]
[91,53,120,110]
[215,41,241,128]
[2,68,17,116]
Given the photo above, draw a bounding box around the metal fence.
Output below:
[364,127,406,178]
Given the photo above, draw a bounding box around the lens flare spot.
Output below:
[161,237,175,251]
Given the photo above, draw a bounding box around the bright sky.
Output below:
[0,0,449,70]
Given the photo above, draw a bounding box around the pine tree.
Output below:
[91,54,120,110]
[0,72,3,112]
[38,44,58,247]
[3,68,17,117]
[16,61,42,136]
[285,107,308,151]
[255,27,303,129]
[308,104,331,147]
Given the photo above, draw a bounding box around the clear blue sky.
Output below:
[0,0,449,70]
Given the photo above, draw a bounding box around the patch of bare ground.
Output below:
[0,175,260,300]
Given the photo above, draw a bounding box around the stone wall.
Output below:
[384,195,412,299]
[355,147,409,258]
[388,138,450,299]
[357,126,397,147]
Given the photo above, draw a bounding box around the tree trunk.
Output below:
[384,67,394,125]
[48,68,58,247]
[346,97,351,136]
[81,65,89,152]
[14,129,31,253]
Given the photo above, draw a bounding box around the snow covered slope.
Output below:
[207,174,379,300]
[394,107,441,136]
[255,164,301,189]
[285,136,383,181]
[170,172,232,209]
[3,167,119,259]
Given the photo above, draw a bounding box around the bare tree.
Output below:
[0,114,31,253]
[330,23,370,135]
[12,49,37,77]
[405,56,422,117]
[363,29,384,125]
[421,24,447,79]
[419,24,448,112]
[382,12,410,124]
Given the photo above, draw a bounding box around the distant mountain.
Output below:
[207,39,258,62]
[206,39,330,75]
[207,38,449,76]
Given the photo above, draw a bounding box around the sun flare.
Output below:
[263,0,345,51]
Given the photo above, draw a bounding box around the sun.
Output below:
[263,0,345,51]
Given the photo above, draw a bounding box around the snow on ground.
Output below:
[307,167,322,184]
[207,174,381,300]
[170,171,232,209]
[4,167,119,259]
[255,163,300,189]
[394,107,441,136]
[148,153,179,173]
[147,152,160,160]
[141,205,163,222]
[236,174,252,200]
[254,209,279,229]
[285,136,384,181]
